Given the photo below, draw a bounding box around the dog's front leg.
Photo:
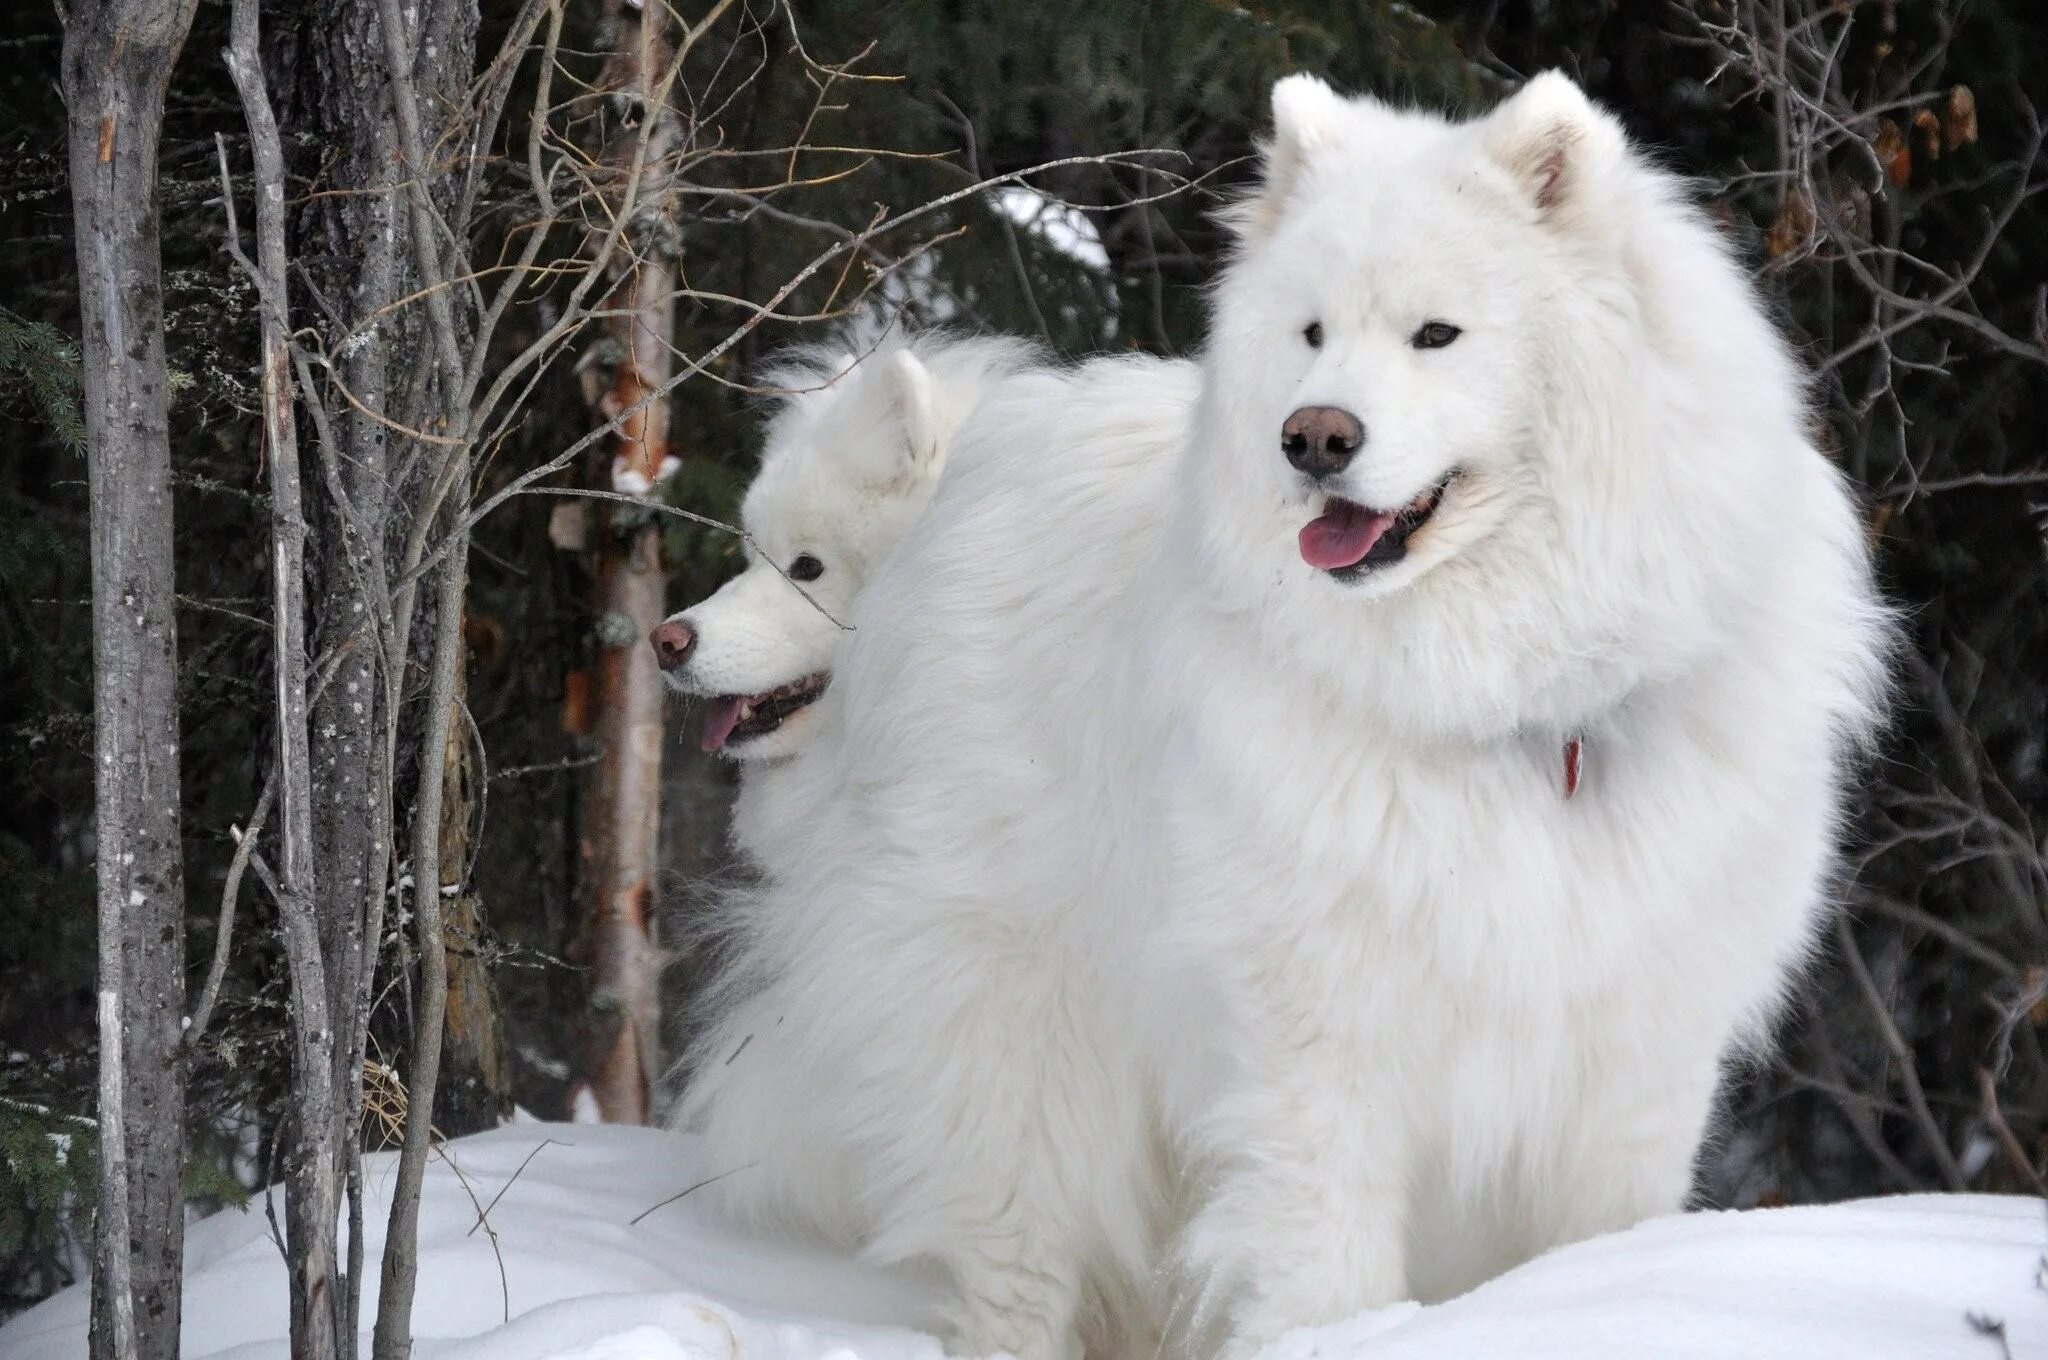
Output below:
[1182,1043,1411,1360]
[1518,1037,1721,1257]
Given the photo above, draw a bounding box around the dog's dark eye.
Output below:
[1303,321,1324,349]
[1412,321,1462,350]
[788,554,824,582]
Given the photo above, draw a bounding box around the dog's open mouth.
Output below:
[699,672,829,752]
[1298,473,1455,579]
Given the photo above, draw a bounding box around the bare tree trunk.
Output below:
[573,0,676,1126]
[275,15,408,1343]
[578,516,669,1123]
[365,0,485,1341]
[266,0,480,1347]
[279,6,411,1342]
[370,515,470,1360]
[290,0,403,1209]
[60,1,202,1356]
[221,0,345,1352]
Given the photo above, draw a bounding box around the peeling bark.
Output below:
[572,0,677,1126]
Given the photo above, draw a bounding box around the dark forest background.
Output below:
[3,0,2045,1317]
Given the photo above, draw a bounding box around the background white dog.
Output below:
[650,319,1033,768]
[681,72,1889,1360]
[678,352,1202,1360]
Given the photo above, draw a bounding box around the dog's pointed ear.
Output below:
[1269,73,1348,186]
[1224,74,1350,245]
[889,349,944,476]
[1478,71,1623,219]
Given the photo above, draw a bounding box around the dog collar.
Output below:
[1563,735,1584,799]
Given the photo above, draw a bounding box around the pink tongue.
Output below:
[1299,501,1396,570]
[699,697,744,752]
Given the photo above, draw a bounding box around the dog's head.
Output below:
[1183,72,1837,741]
[653,323,1031,759]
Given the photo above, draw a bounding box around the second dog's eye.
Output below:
[788,554,824,582]
[1412,321,1462,350]
[1303,321,1324,349]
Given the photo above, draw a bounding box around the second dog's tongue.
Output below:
[700,697,744,752]
[1300,499,1394,570]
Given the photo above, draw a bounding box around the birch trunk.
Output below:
[574,0,677,1125]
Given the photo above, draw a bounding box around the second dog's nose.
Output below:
[650,619,696,671]
[1282,405,1365,479]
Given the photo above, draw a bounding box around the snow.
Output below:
[1265,1194,2046,1359]
[991,187,1111,272]
[0,1124,942,1360]
[610,453,683,497]
[2,1122,2040,1360]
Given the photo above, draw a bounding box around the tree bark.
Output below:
[577,520,669,1123]
[60,1,202,1356]
[437,655,512,1132]
[572,0,676,1126]
[289,0,405,1183]
[223,0,346,1352]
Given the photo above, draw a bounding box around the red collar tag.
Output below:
[1563,736,1584,799]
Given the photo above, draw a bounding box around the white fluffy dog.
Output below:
[682,72,1889,1360]
[678,353,1202,1360]
[1140,72,1888,1352]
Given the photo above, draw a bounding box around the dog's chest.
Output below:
[1165,699,1728,995]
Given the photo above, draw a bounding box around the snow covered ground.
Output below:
[3,1121,2041,1360]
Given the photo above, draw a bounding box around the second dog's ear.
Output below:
[890,350,943,476]
[1221,74,1350,245]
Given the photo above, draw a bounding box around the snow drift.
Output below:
[1,1122,2039,1360]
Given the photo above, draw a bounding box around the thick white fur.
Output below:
[655,318,1036,766]
[682,72,1889,1360]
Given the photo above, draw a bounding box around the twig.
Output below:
[627,1163,755,1226]
[933,91,1052,345]
[370,459,471,1360]
[512,486,851,630]
[1977,1067,2048,1196]
[1967,1311,2014,1360]
[434,1144,511,1323]
[183,778,277,1048]
[1835,914,1970,1189]
[490,753,601,783]
[1860,895,2023,979]
[466,1137,563,1235]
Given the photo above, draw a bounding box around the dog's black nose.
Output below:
[1282,405,1365,479]
[650,618,696,671]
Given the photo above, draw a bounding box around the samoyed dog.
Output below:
[1137,71,1887,1352]
[649,320,1033,772]
[678,351,1202,1360]
[683,72,1888,1360]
